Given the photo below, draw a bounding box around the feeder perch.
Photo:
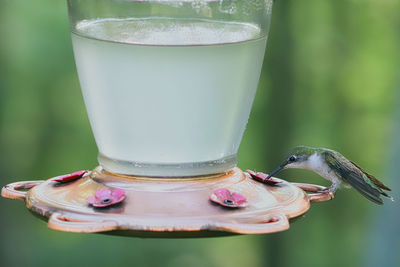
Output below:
[2,167,333,237]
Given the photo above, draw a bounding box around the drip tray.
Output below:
[2,167,333,238]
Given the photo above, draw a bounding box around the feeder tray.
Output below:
[1,167,333,238]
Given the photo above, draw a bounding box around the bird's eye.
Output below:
[289,155,297,162]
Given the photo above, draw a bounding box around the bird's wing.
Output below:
[323,151,384,205]
[348,160,391,191]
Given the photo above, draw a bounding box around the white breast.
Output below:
[306,153,340,184]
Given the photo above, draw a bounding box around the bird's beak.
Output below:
[266,165,285,179]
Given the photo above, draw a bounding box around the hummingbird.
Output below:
[266,146,393,205]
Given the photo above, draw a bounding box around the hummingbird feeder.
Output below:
[2,0,334,238]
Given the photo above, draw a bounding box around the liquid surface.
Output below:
[72,18,266,176]
[75,18,262,45]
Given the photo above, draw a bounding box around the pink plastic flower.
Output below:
[247,170,281,185]
[87,188,126,208]
[52,170,89,183]
[210,188,248,208]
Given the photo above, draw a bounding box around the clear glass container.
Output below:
[67,0,273,176]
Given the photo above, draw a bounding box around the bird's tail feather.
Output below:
[381,191,394,202]
[345,175,384,205]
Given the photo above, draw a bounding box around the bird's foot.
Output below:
[317,187,336,194]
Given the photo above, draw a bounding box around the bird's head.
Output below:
[266,146,317,179]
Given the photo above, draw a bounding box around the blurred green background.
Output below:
[1,0,399,266]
